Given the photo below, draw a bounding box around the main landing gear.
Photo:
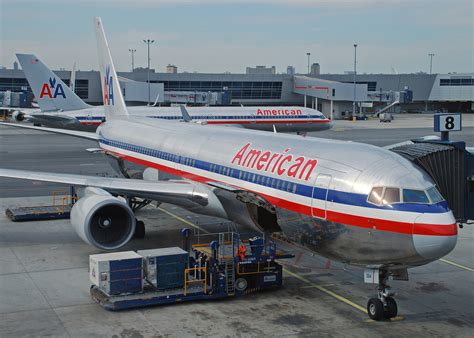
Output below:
[365,269,398,321]
[133,219,146,239]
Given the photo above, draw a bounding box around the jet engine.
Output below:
[11,111,25,122]
[70,188,136,250]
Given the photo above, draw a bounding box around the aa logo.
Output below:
[103,65,114,105]
[39,77,66,99]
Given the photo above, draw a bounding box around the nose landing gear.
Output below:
[365,269,399,321]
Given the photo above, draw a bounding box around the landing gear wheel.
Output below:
[384,297,398,319]
[133,220,145,239]
[367,298,384,321]
[235,278,248,292]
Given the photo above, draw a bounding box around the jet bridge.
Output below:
[391,140,474,223]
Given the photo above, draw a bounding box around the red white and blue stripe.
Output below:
[98,134,457,238]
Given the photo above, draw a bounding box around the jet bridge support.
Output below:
[391,140,474,223]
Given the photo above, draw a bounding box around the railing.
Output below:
[52,190,76,213]
[184,267,207,296]
[236,261,272,275]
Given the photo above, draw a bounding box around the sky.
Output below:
[0,0,472,75]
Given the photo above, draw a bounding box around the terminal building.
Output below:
[0,63,472,118]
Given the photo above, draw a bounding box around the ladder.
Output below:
[225,259,235,295]
[217,230,237,295]
[226,231,236,295]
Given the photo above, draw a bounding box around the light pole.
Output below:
[353,44,357,118]
[128,49,136,72]
[428,53,435,74]
[306,52,311,75]
[143,39,155,105]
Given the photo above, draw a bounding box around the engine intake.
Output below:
[70,193,136,250]
[12,111,25,122]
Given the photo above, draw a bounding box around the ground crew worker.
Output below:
[237,244,247,261]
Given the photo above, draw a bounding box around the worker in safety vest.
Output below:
[237,244,247,261]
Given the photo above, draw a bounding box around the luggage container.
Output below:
[89,251,143,295]
[90,229,294,311]
[137,247,188,290]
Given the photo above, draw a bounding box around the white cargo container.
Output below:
[89,251,143,295]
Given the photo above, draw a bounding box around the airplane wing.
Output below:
[29,113,78,122]
[0,168,208,207]
[0,122,98,141]
[26,113,89,129]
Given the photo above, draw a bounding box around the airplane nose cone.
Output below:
[413,233,457,261]
[413,214,457,261]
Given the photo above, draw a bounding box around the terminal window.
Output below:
[440,78,473,86]
[342,81,377,91]
[0,78,31,92]
[159,80,282,100]
[62,79,89,99]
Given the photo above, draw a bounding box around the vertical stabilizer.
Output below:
[16,54,91,112]
[94,17,128,118]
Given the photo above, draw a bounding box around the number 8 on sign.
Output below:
[434,113,462,132]
[445,116,455,130]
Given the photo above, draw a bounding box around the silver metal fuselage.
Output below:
[97,117,457,269]
[28,106,332,133]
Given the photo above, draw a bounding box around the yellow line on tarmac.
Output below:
[439,258,474,272]
[157,206,210,234]
[301,284,335,288]
[283,268,367,313]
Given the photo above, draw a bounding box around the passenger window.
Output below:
[382,188,400,205]
[368,187,384,205]
[427,186,444,204]
[403,189,429,203]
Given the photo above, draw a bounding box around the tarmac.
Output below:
[0,114,473,336]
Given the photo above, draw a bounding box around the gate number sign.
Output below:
[434,113,462,132]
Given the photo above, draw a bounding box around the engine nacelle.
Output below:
[11,111,25,122]
[70,190,136,250]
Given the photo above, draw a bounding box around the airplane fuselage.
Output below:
[27,106,332,133]
[97,117,457,269]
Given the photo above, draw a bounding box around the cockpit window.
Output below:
[382,188,400,204]
[427,186,444,203]
[368,187,383,204]
[403,189,429,203]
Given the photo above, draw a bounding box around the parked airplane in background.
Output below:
[0,18,457,321]
[13,53,331,133]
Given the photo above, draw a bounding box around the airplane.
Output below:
[0,18,457,321]
[13,53,332,133]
